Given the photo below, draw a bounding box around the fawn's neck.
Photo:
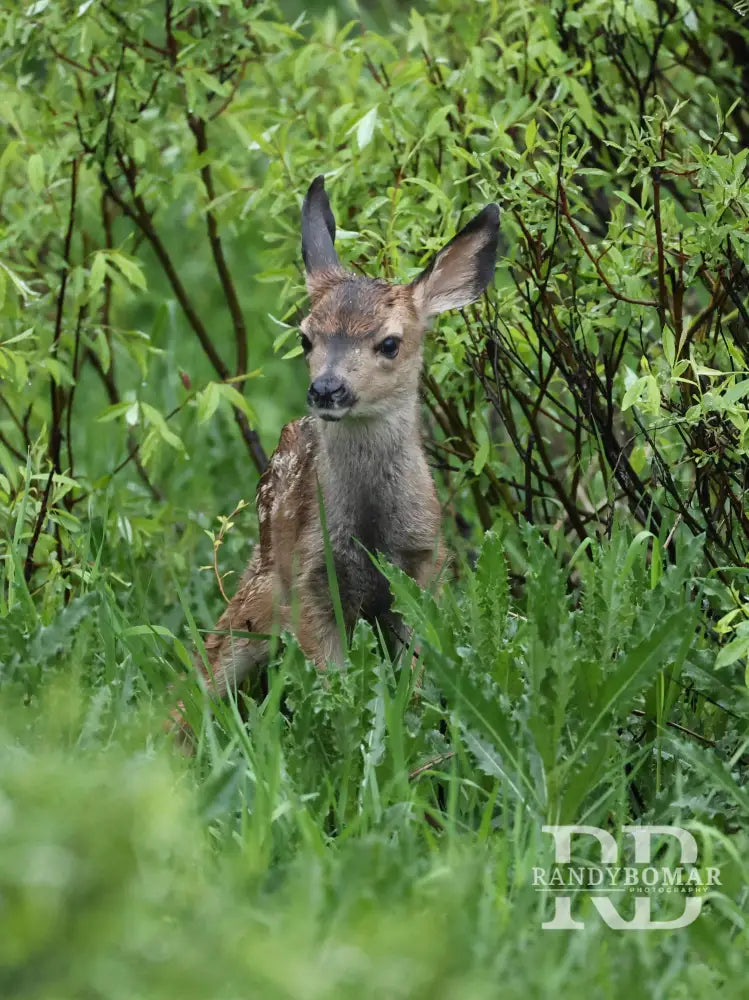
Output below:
[314,402,430,554]
[313,401,439,563]
[315,402,422,489]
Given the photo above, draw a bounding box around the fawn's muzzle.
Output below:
[307,375,355,417]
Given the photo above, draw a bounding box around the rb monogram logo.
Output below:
[536,825,720,931]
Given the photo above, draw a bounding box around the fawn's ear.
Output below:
[301,176,340,292]
[410,204,500,319]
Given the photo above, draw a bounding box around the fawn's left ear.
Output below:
[410,204,500,319]
[301,175,340,277]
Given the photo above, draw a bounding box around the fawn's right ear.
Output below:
[301,176,341,295]
[410,204,500,319]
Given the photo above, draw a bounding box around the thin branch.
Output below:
[49,157,79,478]
[24,468,54,583]
[99,156,267,472]
[0,429,25,462]
[65,307,85,480]
[86,347,163,502]
[652,158,668,327]
[409,752,455,781]
[557,182,659,308]
[209,60,248,119]
[188,114,248,378]
[0,395,31,450]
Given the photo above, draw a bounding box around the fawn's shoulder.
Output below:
[256,416,318,567]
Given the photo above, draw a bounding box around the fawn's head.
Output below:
[299,175,499,422]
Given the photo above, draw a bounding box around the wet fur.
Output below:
[173,178,498,746]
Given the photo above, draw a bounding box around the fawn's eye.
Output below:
[300,333,312,355]
[376,336,400,359]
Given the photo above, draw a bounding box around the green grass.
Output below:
[1,518,747,999]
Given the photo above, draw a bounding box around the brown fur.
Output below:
[173,178,499,747]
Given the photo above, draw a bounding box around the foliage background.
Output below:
[0,0,748,996]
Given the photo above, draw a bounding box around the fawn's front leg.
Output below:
[171,554,279,748]
[293,560,346,669]
[172,557,342,748]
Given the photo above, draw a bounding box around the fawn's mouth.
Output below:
[308,391,357,422]
[315,406,353,422]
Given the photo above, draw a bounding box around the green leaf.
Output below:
[282,344,304,360]
[721,379,749,407]
[354,107,378,150]
[646,374,661,412]
[662,326,675,367]
[424,105,454,139]
[622,375,647,410]
[570,607,696,770]
[97,402,132,423]
[91,328,111,373]
[0,262,38,302]
[39,357,73,386]
[89,252,107,294]
[407,8,429,51]
[27,153,44,194]
[215,383,257,424]
[197,382,221,424]
[109,253,147,291]
[140,402,184,452]
[715,635,749,669]
[473,437,490,475]
[525,119,537,151]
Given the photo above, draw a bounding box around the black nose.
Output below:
[307,375,353,410]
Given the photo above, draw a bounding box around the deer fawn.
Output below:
[176,176,499,742]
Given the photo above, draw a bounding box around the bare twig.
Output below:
[99,156,267,472]
[652,142,669,327]
[188,114,248,378]
[409,752,455,781]
[49,158,79,479]
[24,468,55,583]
